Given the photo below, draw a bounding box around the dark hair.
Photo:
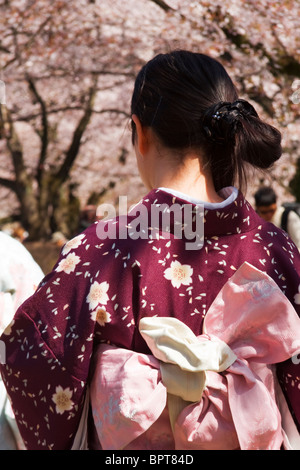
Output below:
[254,186,277,206]
[131,50,282,191]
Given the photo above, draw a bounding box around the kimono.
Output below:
[0,188,300,450]
[0,232,44,449]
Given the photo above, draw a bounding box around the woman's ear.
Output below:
[131,114,149,156]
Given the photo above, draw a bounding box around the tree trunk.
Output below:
[289,157,300,202]
[0,80,96,240]
[51,182,81,238]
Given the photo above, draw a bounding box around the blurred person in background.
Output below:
[1,222,29,244]
[254,186,300,251]
[0,231,44,449]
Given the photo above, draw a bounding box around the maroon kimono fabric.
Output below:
[1,189,300,450]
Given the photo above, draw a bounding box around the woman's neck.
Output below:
[151,154,224,204]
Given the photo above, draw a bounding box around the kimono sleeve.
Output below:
[0,233,100,450]
[0,308,87,450]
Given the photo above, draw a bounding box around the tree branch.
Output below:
[26,75,49,184]
[14,106,130,122]
[0,176,17,192]
[55,79,98,184]
[0,104,26,180]
[148,0,175,12]
[215,9,300,79]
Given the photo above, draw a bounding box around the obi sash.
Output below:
[82,262,300,450]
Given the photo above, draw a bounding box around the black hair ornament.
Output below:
[202,99,258,145]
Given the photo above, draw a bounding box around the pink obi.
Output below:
[89,262,300,450]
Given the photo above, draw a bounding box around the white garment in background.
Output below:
[0,232,44,450]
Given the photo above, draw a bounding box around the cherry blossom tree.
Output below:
[0,0,139,238]
[0,0,299,239]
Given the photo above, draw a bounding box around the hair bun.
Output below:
[203,99,258,144]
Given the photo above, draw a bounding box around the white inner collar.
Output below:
[158,186,239,209]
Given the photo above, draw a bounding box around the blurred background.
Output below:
[0,0,299,272]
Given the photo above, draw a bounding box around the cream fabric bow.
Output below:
[139,316,237,429]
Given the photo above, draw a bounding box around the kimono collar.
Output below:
[141,188,262,237]
[158,186,238,209]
